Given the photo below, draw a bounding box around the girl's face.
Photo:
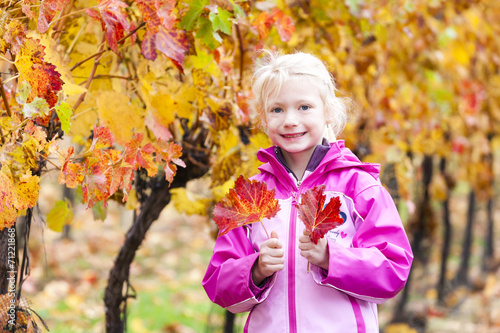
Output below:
[264,77,327,165]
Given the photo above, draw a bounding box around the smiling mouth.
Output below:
[282,132,306,138]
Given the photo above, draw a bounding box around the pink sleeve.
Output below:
[311,185,413,304]
[202,227,276,313]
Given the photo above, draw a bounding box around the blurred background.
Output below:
[1,0,500,332]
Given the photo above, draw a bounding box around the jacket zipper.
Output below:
[288,192,299,333]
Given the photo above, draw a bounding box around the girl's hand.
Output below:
[252,231,285,285]
[298,229,329,270]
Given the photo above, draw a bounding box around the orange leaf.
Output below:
[58,147,84,188]
[271,8,295,42]
[109,167,134,201]
[155,139,185,183]
[82,164,109,208]
[91,126,115,150]
[26,62,63,108]
[0,167,15,213]
[213,175,281,236]
[123,133,157,176]
[3,19,28,54]
[0,206,18,230]
[295,185,343,244]
[12,172,40,210]
[252,11,273,40]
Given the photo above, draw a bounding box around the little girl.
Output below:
[203,51,413,332]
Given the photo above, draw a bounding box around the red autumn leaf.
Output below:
[295,184,343,244]
[27,62,63,108]
[37,0,70,33]
[155,27,189,73]
[136,0,162,33]
[91,126,115,150]
[141,30,157,60]
[213,175,281,236]
[155,139,186,184]
[86,0,130,54]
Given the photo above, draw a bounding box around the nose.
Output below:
[283,110,299,127]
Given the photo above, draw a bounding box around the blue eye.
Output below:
[300,105,310,111]
[271,107,283,113]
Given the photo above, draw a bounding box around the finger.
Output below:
[270,230,279,239]
[266,238,283,249]
[303,229,311,236]
[298,243,309,251]
[268,248,284,258]
[298,234,310,243]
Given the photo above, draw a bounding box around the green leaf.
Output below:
[22,97,50,118]
[47,200,72,232]
[233,4,246,19]
[196,17,219,50]
[179,0,209,31]
[16,81,31,104]
[91,200,107,221]
[55,102,73,134]
[209,8,232,35]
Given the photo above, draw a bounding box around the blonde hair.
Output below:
[250,50,351,139]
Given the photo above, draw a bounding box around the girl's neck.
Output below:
[282,151,313,182]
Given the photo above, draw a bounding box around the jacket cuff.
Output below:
[248,253,277,300]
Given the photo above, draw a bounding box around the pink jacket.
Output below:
[203,141,413,333]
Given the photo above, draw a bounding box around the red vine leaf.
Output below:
[155,139,186,184]
[123,133,157,176]
[82,164,109,208]
[37,0,70,33]
[295,185,343,244]
[27,62,63,108]
[86,0,130,54]
[155,27,190,73]
[213,175,281,236]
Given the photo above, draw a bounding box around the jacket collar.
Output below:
[257,140,380,189]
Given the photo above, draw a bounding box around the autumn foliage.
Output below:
[296,185,344,244]
[213,175,280,237]
[2,0,500,331]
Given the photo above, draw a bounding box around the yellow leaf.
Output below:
[0,206,17,230]
[125,189,138,210]
[63,82,88,96]
[212,179,235,202]
[171,188,210,215]
[96,91,145,146]
[173,85,196,119]
[13,172,40,210]
[67,94,98,140]
[46,200,73,232]
[0,166,15,213]
[150,93,176,126]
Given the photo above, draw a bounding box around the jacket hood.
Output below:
[256,140,380,188]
